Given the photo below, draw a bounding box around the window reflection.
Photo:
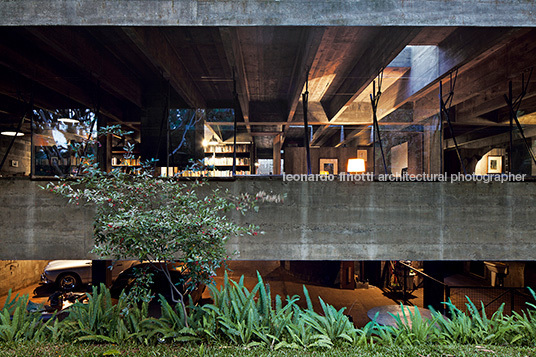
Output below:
[32,109,96,177]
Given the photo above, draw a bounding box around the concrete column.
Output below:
[91,260,112,289]
[423,261,446,313]
[97,116,112,173]
[363,261,382,287]
[141,82,168,168]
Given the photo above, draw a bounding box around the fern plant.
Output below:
[434,297,516,345]
[299,286,356,346]
[146,295,203,344]
[386,304,441,346]
[0,292,53,343]
[510,287,536,346]
[62,284,151,344]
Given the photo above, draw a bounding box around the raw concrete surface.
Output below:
[1,0,536,26]
[223,179,536,261]
[0,179,95,260]
[2,178,536,261]
[0,260,49,296]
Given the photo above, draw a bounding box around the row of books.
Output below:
[205,144,249,153]
[204,157,249,166]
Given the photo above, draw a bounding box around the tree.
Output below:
[44,125,271,321]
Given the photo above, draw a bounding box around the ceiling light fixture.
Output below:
[58,117,80,124]
[1,131,24,137]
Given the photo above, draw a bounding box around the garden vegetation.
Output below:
[1,273,536,354]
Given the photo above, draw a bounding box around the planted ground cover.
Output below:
[0,343,534,357]
[1,272,536,354]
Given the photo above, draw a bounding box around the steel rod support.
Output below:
[370,70,388,174]
[440,72,466,175]
[504,68,536,171]
[303,68,312,175]
[233,69,238,176]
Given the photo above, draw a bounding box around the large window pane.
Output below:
[32,109,96,177]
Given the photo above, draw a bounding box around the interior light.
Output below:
[347,158,366,173]
[58,118,80,124]
[1,131,24,137]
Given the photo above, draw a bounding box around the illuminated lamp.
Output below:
[347,158,366,173]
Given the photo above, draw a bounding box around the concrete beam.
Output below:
[123,27,207,109]
[0,36,130,123]
[415,29,533,122]
[322,27,420,122]
[207,120,411,126]
[309,102,331,146]
[26,27,143,108]
[219,27,251,132]
[0,69,79,113]
[309,65,405,146]
[2,1,536,26]
[4,178,536,261]
[282,28,325,143]
[335,103,413,148]
[379,28,521,121]
[444,125,536,150]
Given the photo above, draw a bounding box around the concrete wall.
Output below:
[1,177,536,261]
[0,260,49,296]
[0,135,31,177]
[224,179,536,261]
[1,0,536,26]
[0,179,95,260]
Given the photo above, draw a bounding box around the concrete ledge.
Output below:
[1,178,535,260]
[1,0,536,26]
[222,180,536,260]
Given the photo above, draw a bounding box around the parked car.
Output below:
[41,260,139,290]
[110,262,205,304]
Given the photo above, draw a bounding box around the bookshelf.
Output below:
[111,150,141,172]
[203,143,253,176]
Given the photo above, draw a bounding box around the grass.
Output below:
[0,343,534,357]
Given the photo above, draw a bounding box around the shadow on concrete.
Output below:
[32,284,57,297]
[381,290,420,305]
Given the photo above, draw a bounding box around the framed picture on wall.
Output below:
[320,158,338,175]
[487,155,502,174]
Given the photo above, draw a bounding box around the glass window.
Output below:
[32,109,96,177]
